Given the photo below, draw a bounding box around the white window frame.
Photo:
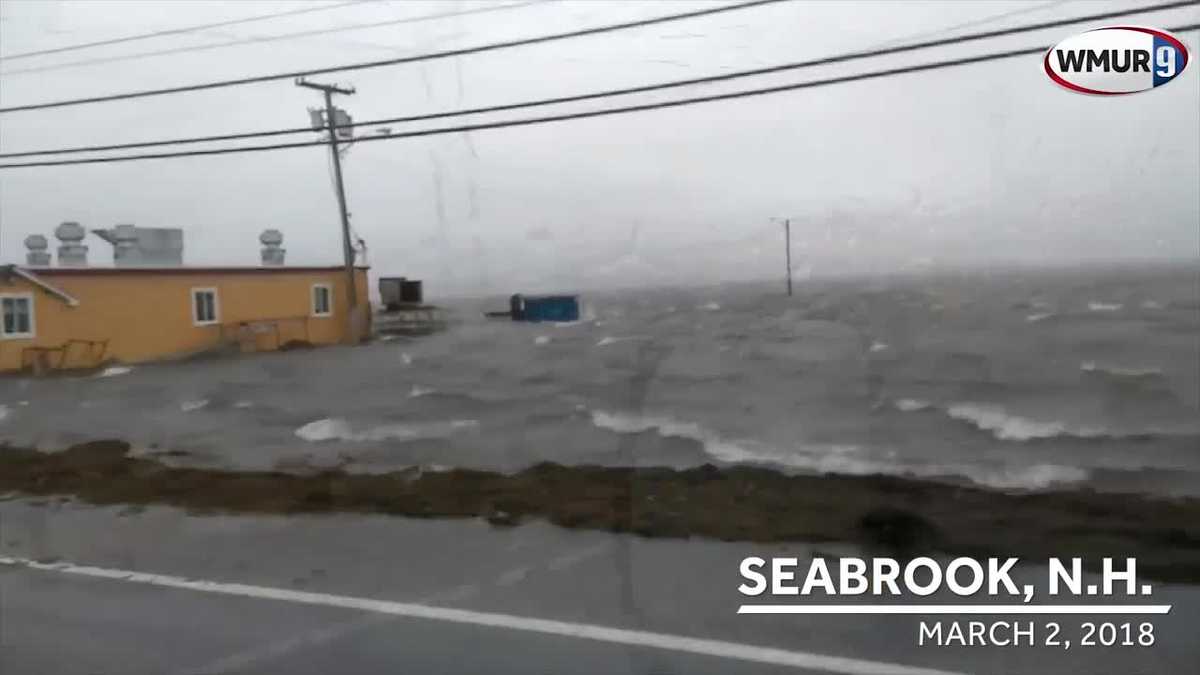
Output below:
[0,292,36,339]
[311,283,333,318]
[191,287,220,326]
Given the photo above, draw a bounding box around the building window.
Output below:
[312,284,333,317]
[192,288,219,326]
[1,293,35,339]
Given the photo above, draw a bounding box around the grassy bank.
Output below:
[3,440,1199,582]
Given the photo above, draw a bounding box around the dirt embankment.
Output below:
[3,440,1200,583]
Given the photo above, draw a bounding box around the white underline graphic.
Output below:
[738,605,1172,614]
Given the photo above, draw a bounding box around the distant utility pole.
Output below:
[772,217,793,296]
[783,218,792,296]
[296,77,360,342]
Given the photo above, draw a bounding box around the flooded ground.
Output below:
[2,263,1197,495]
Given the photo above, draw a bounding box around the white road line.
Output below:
[1,555,966,675]
[178,582,484,675]
[179,542,609,673]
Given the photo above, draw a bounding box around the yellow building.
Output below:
[0,264,370,373]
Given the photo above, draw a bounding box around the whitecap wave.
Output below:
[699,302,721,311]
[400,352,413,365]
[534,335,551,345]
[96,366,133,378]
[1025,312,1054,323]
[233,401,254,409]
[589,410,858,467]
[180,399,209,412]
[1088,302,1123,312]
[589,410,762,460]
[965,463,1089,490]
[409,385,435,398]
[588,409,1084,489]
[1080,361,1162,377]
[595,336,645,347]
[1140,300,1164,310]
[945,403,1104,441]
[869,341,889,353]
[295,417,478,442]
[894,398,931,412]
[0,404,9,423]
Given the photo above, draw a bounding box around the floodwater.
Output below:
[2,263,1197,496]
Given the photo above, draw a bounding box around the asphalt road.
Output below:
[1,500,1198,674]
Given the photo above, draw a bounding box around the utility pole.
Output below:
[783,218,793,296]
[296,77,360,342]
[772,217,794,296]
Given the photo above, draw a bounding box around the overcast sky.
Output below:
[1,0,1197,295]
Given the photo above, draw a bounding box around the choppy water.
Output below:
[1,263,1197,495]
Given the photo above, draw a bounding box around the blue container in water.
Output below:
[510,294,579,322]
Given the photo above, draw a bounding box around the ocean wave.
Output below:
[945,403,1105,441]
[1080,361,1162,377]
[589,411,858,474]
[95,366,133,378]
[956,463,1089,490]
[1025,312,1054,323]
[295,418,479,443]
[589,410,787,462]
[893,398,932,412]
[1088,302,1123,312]
[869,341,889,353]
[409,385,436,398]
[588,410,1085,489]
[595,336,645,347]
[0,404,9,423]
[180,399,209,412]
[534,336,551,346]
[699,302,721,311]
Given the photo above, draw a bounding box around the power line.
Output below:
[0,0,788,114]
[3,0,1193,158]
[4,22,1195,170]
[0,0,373,62]
[0,1,555,77]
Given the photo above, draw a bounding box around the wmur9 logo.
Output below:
[1044,26,1191,95]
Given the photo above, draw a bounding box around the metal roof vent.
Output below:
[55,221,88,266]
[260,229,285,265]
[91,225,184,266]
[25,234,51,266]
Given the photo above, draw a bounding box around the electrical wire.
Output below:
[3,0,1193,159]
[0,0,788,114]
[0,1,555,77]
[0,0,373,61]
[4,22,1195,170]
